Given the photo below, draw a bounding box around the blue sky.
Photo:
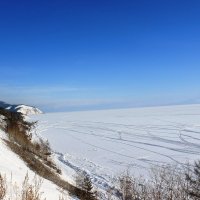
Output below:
[0,0,200,112]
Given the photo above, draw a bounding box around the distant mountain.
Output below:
[0,101,42,115]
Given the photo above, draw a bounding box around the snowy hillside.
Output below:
[0,129,72,200]
[30,104,200,194]
[0,101,42,115]
[13,104,43,115]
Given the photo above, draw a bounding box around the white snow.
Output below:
[2,104,200,199]
[0,130,73,200]
[0,101,43,115]
[14,105,43,115]
[30,104,200,195]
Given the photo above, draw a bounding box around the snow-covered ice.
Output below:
[30,104,200,193]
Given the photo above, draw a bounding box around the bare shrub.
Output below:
[117,170,147,200]
[116,165,190,200]
[148,165,190,200]
[58,189,70,200]
[21,173,44,200]
[105,187,115,200]
[186,161,200,199]
[33,139,52,160]
[0,173,46,200]
[0,174,6,200]
[118,170,136,200]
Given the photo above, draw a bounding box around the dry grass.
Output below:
[3,140,88,198]
[20,174,44,200]
[0,173,44,200]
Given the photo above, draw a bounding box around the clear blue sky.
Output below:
[0,0,200,112]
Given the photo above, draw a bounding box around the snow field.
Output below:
[30,104,200,195]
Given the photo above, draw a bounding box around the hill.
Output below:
[0,101,42,115]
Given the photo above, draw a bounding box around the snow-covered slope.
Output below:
[30,104,200,195]
[13,104,43,115]
[0,129,72,200]
[0,101,42,115]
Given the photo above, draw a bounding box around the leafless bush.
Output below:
[58,189,70,200]
[186,161,200,199]
[33,139,51,160]
[21,173,44,200]
[148,165,189,200]
[118,170,138,200]
[0,174,6,200]
[117,170,148,200]
[105,187,115,200]
[116,165,191,200]
[0,173,46,200]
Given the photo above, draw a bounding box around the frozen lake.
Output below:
[31,104,200,192]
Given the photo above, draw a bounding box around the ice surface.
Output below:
[30,104,200,194]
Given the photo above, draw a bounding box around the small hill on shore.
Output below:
[0,101,42,115]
